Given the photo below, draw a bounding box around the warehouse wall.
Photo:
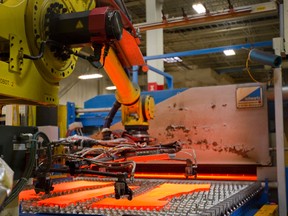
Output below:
[59,52,235,107]
[58,47,112,107]
[138,67,234,90]
[59,78,102,107]
[58,45,128,107]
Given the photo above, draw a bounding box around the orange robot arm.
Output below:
[47,0,154,139]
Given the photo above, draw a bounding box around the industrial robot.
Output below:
[0,0,184,212]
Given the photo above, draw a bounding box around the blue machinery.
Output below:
[67,88,186,131]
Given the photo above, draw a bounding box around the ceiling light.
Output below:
[164,57,183,63]
[192,3,206,14]
[223,49,236,56]
[106,86,117,90]
[78,73,103,80]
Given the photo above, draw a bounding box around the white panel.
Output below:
[59,79,101,107]
[59,53,107,107]
[148,84,270,164]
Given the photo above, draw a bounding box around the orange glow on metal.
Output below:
[135,173,257,181]
[19,181,113,201]
[37,186,115,207]
[115,29,146,67]
[19,190,41,201]
[37,186,138,208]
[92,183,210,210]
[125,154,170,162]
[104,47,140,105]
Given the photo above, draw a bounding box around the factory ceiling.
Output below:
[60,0,282,98]
[123,0,282,89]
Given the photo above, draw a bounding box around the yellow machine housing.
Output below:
[0,0,95,105]
[0,0,154,132]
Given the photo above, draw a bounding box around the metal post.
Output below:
[146,0,165,90]
[274,67,287,215]
[275,2,287,212]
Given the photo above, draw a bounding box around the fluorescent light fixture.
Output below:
[106,86,117,90]
[164,57,183,63]
[223,49,236,56]
[192,3,206,14]
[78,73,103,80]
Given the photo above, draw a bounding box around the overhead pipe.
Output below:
[144,41,272,61]
[135,3,277,32]
[248,49,282,68]
[144,41,272,90]
[136,11,252,32]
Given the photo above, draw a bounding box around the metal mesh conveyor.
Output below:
[20,178,263,216]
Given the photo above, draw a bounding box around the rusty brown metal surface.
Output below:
[112,84,270,165]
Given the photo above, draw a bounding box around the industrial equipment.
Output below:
[0,0,278,215]
[59,83,274,216]
[0,0,153,138]
[0,0,188,215]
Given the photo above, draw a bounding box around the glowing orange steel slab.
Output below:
[19,190,41,201]
[19,181,113,201]
[123,154,171,162]
[92,183,210,210]
[37,186,114,207]
[37,186,138,207]
[52,181,113,191]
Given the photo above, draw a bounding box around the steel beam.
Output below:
[135,3,277,32]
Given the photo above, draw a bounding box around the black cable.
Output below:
[90,43,110,69]
[34,132,51,173]
[227,0,233,9]
[0,132,38,211]
[69,51,102,69]
[23,41,46,60]
[114,0,132,22]
[0,131,53,212]
[26,39,111,70]
[66,44,108,70]
[103,100,121,128]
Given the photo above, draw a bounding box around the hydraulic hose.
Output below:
[103,100,121,128]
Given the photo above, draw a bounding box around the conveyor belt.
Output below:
[20,178,262,216]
